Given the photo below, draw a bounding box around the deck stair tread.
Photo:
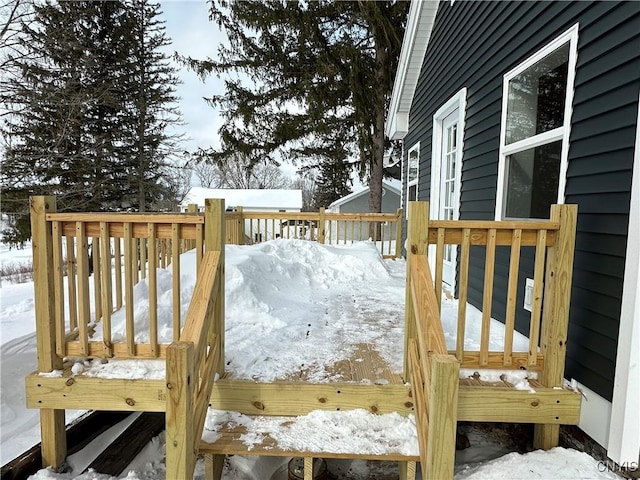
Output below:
[199,411,420,461]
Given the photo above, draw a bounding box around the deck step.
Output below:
[198,410,420,462]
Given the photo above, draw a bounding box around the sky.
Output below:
[159,1,302,182]
[159,1,226,154]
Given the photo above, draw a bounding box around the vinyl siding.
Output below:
[402,0,640,401]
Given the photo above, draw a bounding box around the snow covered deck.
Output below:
[24,198,582,480]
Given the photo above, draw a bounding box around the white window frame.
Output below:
[495,24,579,220]
[406,142,420,218]
[430,88,466,222]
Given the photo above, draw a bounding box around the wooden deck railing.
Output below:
[29,196,226,477]
[190,205,404,258]
[405,201,459,480]
[404,201,578,479]
[166,251,223,479]
[31,198,211,360]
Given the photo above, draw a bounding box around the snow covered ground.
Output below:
[0,239,622,479]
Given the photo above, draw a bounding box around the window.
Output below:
[496,25,578,220]
[406,143,419,216]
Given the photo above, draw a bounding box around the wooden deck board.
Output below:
[199,419,420,462]
[222,342,405,385]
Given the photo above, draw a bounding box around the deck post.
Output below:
[395,208,404,259]
[30,196,67,469]
[399,460,417,480]
[534,204,577,449]
[237,206,244,244]
[425,354,459,480]
[185,203,198,251]
[404,201,429,379]
[205,198,225,374]
[166,342,197,479]
[224,206,243,245]
[204,453,225,480]
[318,207,326,244]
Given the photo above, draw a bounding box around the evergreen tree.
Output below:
[120,0,182,211]
[1,0,182,224]
[311,159,352,210]
[181,0,408,213]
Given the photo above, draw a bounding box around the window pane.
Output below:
[506,43,569,144]
[505,141,562,218]
[408,184,417,202]
[408,148,419,182]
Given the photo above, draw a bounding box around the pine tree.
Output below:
[311,159,352,210]
[181,0,408,213]
[1,0,182,223]
[120,0,182,211]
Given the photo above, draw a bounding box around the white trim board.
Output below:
[385,0,440,140]
[571,380,613,450]
[607,93,640,465]
[428,88,467,285]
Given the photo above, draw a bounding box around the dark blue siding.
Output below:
[402,0,640,401]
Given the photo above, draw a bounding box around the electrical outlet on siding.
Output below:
[524,278,534,312]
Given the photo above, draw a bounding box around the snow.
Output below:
[0,238,622,479]
[202,409,419,457]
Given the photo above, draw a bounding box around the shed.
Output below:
[328,181,401,213]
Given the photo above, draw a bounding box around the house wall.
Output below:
[403,0,640,403]
[336,186,401,213]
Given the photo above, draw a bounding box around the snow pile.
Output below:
[82,239,405,382]
[203,408,419,457]
[81,359,166,380]
[455,447,621,479]
[224,239,404,381]
[459,368,538,393]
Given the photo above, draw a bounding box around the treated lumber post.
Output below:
[186,203,198,251]
[166,342,197,480]
[304,457,313,480]
[395,208,404,258]
[399,460,417,480]
[425,354,459,480]
[205,198,225,375]
[318,207,326,244]
[204,453,225,480]
[404,201,429,379]
[534,204,577,449]
[237,206,244,244]
[29,196,67,469]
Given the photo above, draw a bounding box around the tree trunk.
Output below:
[368,35,387,215]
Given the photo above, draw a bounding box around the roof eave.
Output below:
[385,0,440,140]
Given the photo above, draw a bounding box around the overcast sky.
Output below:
[160,1,226,156]
[160,1,307,183]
